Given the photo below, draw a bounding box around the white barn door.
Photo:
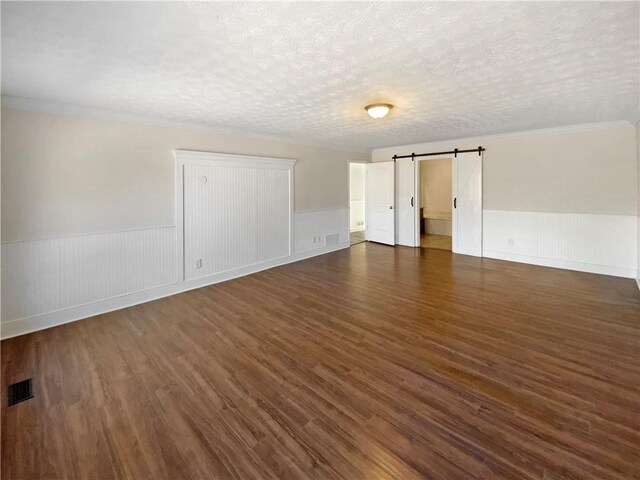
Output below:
[452,152,483,256]
[366,162,395,245]
[395,158,416,246]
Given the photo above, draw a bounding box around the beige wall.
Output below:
[1,108,368,242]
[373,124,638,216]
[419,158,452,236]
[419,158,452,212]
[349,162,365,203]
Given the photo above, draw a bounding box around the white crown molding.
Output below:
[174,149,297,170]
[372,120,634,154]
[1,95,370,154]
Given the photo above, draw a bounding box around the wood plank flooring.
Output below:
[420,234,452,251]
[2,243,640,479]
[350,230,366,246]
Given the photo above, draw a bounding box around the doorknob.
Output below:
[389,206,393,209]
[454,197,457,209]
[410,197,414,207]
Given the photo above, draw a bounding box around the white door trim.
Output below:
[349,161,367,234]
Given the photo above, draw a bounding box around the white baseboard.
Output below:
[483,249,638,279]
[0,241,349,340]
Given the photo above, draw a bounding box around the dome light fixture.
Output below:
[365,103,393,119]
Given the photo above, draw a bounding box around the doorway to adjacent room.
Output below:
[349,162,366,246]
[418,157,452,251]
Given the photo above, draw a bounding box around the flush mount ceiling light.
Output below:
[365,103,393,119]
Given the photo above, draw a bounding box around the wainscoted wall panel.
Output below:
[1,209,350,339]
[294,208,349,253]
[7,206,633,338]
[483,210,637,278]
[183,164,290,280]
[1,227,177,322]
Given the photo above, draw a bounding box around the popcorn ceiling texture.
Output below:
[2,1,638,149]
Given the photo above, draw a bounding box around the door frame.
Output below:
[348,160,368,237]
[413,154,454,247]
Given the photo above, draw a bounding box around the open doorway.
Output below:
[418,158,452,251]
[349,162,366,246]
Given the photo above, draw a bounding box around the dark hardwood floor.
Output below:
[2,243,640,479]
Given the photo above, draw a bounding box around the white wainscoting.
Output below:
[1,227,178,332]
[1,209,349,339]
[294,208,350,253]
[183,162,291,281]
[483,210,638,278]
[176,150,296,282]
[4,207,635,338]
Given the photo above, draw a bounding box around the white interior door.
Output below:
[452,152,483,256]
[396,158,416,246]
[366,162,395,245]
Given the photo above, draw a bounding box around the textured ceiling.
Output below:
[2,1,639,150]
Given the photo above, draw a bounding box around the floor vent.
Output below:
[8,379,33,406]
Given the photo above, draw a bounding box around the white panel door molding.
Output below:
[366,162,395,245]
[176,150,296,281]
[395,158,416,247]
[453,152,483,256]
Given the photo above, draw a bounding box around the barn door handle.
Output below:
[454,197,457,209]
[410,197,414,207]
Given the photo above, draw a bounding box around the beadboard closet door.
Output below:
[179,152,294,281]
